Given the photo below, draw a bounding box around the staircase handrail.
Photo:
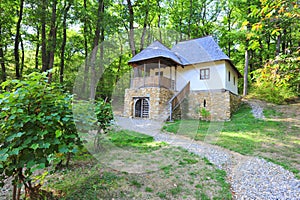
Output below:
[168,81,190,121]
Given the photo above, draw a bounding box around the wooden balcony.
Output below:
[131,76,175,90]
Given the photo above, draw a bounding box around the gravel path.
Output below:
[244,99,265,119]
[115,117,300,200]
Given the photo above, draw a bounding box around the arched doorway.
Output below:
[134,98,149,118]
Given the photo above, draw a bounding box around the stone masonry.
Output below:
[124,87,174,119]
[185,90,241,121]
[124,88,240,121]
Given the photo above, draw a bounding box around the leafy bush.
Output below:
[95,98,113,133]
[0,72,81,199]
[251,53,300,104]
[73,98,113,152]
[199,108,210,120]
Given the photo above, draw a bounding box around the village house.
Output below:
[123,36,242,121]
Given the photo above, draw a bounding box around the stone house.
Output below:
[123,36,242,121]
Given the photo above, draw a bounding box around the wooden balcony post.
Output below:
[175,65,177,91]
[158,59,161,87]
[143,63,146,87]
[130,68,133,88]
[170,66,172,89]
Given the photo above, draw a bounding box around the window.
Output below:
[155,71,163,76]
[228,71,231,82]
[200,68,210,80]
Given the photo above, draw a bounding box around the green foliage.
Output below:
[0,72,81,191]
[95,98,113,133]
[251,53,300,104]
[107,130,167,152]
[199,108,211,120]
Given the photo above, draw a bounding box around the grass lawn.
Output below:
[162,103,300,179]
[45,130,232,199]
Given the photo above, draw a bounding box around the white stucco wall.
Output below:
[176,61,226,91]
[225,62,238,94]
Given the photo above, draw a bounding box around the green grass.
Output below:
[46,131,232,199]
[162,103,300,178]
[106,130,168,152]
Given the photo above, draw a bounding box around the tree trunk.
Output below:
[227,8,232,57]
[127,0,136,56]
[156,0,162,41]
[35,26,40,69]
[41,0,47,72]
[127,0,138,78]
[243,48,249,96]
[187,0,193,39]
[140,1,149,51]
[282,28,286,53]
[90,0,104,100]
[47,0,57,78]
[82,0,89,95]
[275,33,281,56]
[20,36,25,76]
[60,2,71,84]
[243,1,251,96]
[14,0,24,79]
[0,25,6,82]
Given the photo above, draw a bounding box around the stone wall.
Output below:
[124,88,241,121]
[230,92,241,114]
[124,87,174,119]
[186,90,241,121]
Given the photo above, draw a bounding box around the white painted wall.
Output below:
[225,62,238,94]
[176,61,226,91]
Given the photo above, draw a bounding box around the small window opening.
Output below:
[200,68,210,80]
[203,99,207,107]
[228,71,231,82]
[155,71,163,76]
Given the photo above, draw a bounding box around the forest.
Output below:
[0,0,299,102]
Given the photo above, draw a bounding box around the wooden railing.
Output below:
[168,81,190,121]
[131,76,175,90]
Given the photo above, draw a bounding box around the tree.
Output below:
[60,0,72,83]
[14,0,24,79]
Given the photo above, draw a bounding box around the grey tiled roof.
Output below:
[171,36,230,65]
[128,41,184,65]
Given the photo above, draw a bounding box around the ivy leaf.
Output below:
[9,149,19,156]
[59,146,69,153]
[0,154,8,162]
[30,144,39,150]
[55,130,62,138]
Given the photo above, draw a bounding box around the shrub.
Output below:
[251,53,300,104]
[0,72,81,199]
